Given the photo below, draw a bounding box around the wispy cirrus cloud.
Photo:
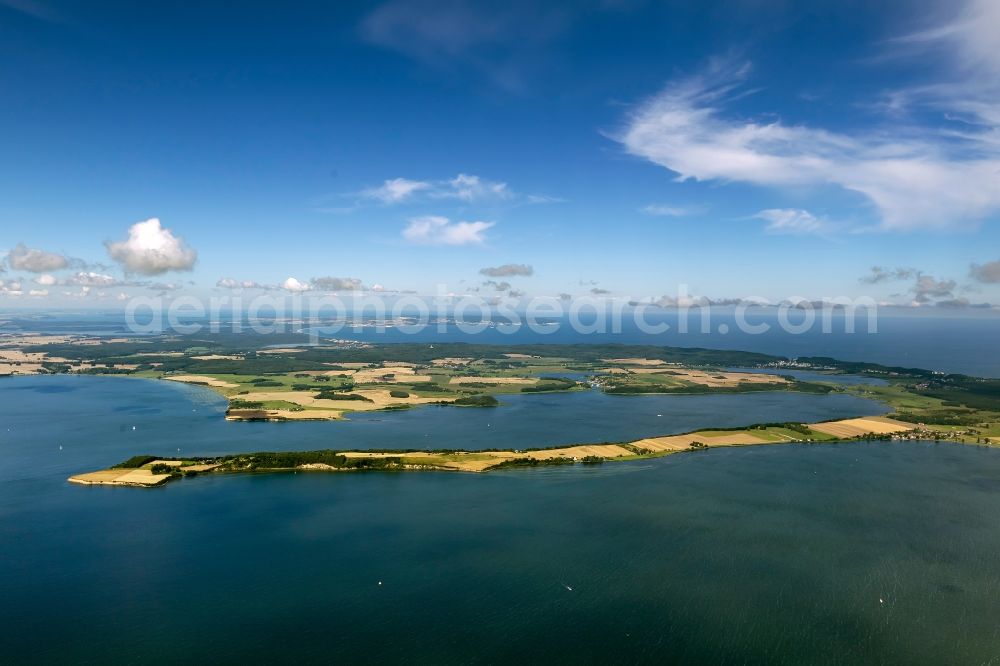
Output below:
[615,42,1000,231]
[358,0,576,92]
[360,177,432,204]
[754,209,831,235]
[0,0,64,23]
[640,204,705,217]
[358,173,512,205]
[890,0,1000,82]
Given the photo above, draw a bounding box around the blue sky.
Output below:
[1,0,999,309]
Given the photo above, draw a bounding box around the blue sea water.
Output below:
[1,375,887,478]
[725,367,889,385]
[2,311,1000,663]
[1,376,1000,663]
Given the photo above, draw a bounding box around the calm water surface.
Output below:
[0,376,888,473]
[2,376,1000,664]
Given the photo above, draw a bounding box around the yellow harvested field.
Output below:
[503,353,540,359]
[645,369,788,387]
[339,450,509,472]
[605,366,787,387]
[430,357,473,366]
[355,389,445,407]
[448,376,538,385]
[228,385,451,421]
[632,431,771,452]
[227,409,344,421]
[68,337,132,345]
[601,358,668,366]
[192,354,244,361]
[69,468,172,487]
[324,362,374,369]
[183,463,221,472]
[238,390,346,408]
[0,362,43,375]
[0,348,75,376]
[68,470,128,483]
[524,444,633,460]
[809,416,914,438]
[257,347,306,354]
[350,366,432,383]
[338,443,634,472]
[62,337,133,346]
[165,375,241,389]
[0,350,52,363]
[240,388,444,411]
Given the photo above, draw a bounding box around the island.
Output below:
[0,331,996,486]
[69,415,926,486]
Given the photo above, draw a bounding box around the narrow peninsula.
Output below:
[1,333,994,486]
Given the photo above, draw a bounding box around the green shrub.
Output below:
[112,455,157,469]
[453,394,499,407]
[315,391,374,402]
[522,378,576,392]
[249,380,283,387]
[229,399,264,409]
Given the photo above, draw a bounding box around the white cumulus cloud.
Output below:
[970,259,1000,283]
[6,243,70,272]
[480,263,533,277]
[216,278,266,290]
[311,276,365,291]
[402,215,494,245]
[281,277,311,292]
[106,218,197,275]
[67,272,121,287]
